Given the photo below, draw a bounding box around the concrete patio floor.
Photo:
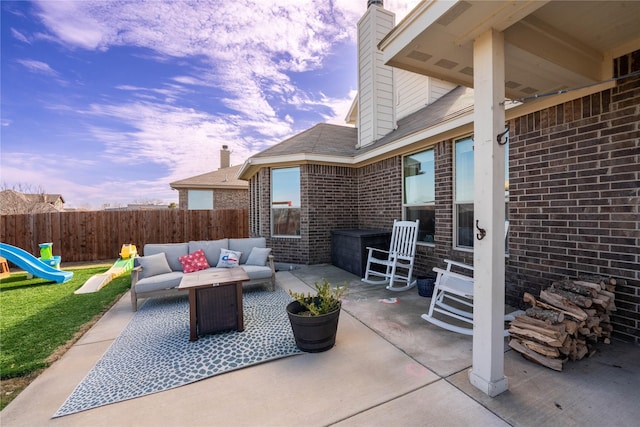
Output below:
[2,264,639,426]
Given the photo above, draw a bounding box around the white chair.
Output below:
[420,259,478,335]
[420,259,521,336]
[361,219,419,292]
[421,219,516,335]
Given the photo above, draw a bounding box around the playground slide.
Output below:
[75,257,135,294]
[0,243,73,283]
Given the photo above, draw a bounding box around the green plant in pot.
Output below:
[286,279,347,352]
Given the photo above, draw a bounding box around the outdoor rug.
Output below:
[54,288,302,417]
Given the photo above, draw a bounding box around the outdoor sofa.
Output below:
[130,237,275,311]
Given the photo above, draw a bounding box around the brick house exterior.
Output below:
[170,146,248,210]
[239,2,639,344]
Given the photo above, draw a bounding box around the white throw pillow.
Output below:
[137,252,172,279]
[216,249,242,268]
[245,247,271,266]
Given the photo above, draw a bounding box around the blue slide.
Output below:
[0,243,73,283]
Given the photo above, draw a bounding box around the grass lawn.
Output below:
[0,265,131,410]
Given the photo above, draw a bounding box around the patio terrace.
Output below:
[2,264,638,426]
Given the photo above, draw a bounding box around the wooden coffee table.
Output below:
[178,267,250,341]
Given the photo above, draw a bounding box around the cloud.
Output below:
[11,28,30,44]
[81,99,285,183]
[14,0,419,208]
[33,1,359,117]
[16,59,58,76]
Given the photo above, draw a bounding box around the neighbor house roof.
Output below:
[0,190,64,215]
[22,193,65,205]
[170,164,248,190]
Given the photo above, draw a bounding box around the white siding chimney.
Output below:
[220,145,230,169]
[357,1,395,148]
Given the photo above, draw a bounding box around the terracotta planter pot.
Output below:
[286,300,341,352]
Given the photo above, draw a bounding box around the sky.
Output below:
[1,0,416,209]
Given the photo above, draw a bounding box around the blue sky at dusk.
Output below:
[1,0,414,209]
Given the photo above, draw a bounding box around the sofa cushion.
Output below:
[216,249,242,268]
[245,247,271,266]
[229,238,266,264]
[135,271,184,293]
[240,265,273,281]
[137,253,172,280]
[188,239,228,266]
[179,249,210,273]
[144,243,189,272]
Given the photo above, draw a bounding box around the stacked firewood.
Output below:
[508,275,618,371]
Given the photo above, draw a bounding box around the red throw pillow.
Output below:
[179,249,210,273]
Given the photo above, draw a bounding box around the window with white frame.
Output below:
[187,190,213,210]
[403,148,435,243]
[454,136,509,249]
[271,167,301,237]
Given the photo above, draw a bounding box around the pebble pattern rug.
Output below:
[54,288,301,417]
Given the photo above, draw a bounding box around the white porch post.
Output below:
[468,28,508,397]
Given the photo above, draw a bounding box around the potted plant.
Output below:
[286,279,347,352]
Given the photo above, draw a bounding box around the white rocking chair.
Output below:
[361,219,419,292]
[421,222,519,336]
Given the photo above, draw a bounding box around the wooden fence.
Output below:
[0,209,249,263]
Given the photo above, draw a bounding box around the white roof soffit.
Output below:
[380,0,640,100]
[238,153,355,178]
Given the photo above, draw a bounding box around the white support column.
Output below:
[468,28,508,397]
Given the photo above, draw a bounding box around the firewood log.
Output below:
[515,315,566,332]
[510,319,568,342]
[509,339,564,371]
[562,319,580,335]
[598,289,615,300]
[583,308,597,317]
[577,275,611,288]
[586,316,601,329]
[546,287,593,308]
[578,327,591,335]
[551,279,598,297]
[508,325,565,347]
[601,322,613,332]
[525,307,564,323]
[518,338,561,358]
[523,292,587,322]
[539,290,589,321]
[574,279,604,291]
[591,297,609,309]
[573,343,589,360]
[559,335,572,355]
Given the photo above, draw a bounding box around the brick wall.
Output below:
[176,188,248,210]
[305,164,358,263]
[177,189,187,209]
[214,188,249,210]
[506,51,639,342]
[246,51,639,342]
[356,156,403,229]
